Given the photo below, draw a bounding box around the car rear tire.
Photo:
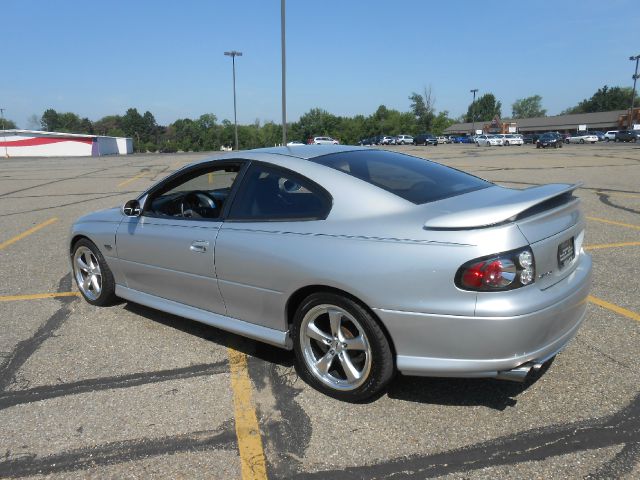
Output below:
[72,238,117,306]
[292,292,394,402]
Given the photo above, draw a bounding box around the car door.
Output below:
[215,162,332,331]
[116,162,244,314]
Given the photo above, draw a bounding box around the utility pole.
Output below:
[0,108,7,157]
[470,89,478,135]
[224,50,242,150]
[629,54,640,130]
[281,0,287,145]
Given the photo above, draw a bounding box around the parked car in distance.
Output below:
[310,136,339,145]
[536,133,563,149]
[566,132,598,144]
[604,131,618,141]
[436,136,450,144]
[588,131,605,142]
[395,135,414,145]
[286,141,305,146]
[475,134,503,147]
[522,134,538,144]
[496,134,524,146]
[381,136,396,145]
[70,146,592,401]
[454,136,474,144]
[413,133,438,146]
[615,130,640,142]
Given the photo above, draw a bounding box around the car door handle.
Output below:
[189,240,209,253]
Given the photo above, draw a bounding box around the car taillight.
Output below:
[455,247,535,291]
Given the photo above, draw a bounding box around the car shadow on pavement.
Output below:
[386,362,552,411]
[123,302,294,368]
[123,301,551,410]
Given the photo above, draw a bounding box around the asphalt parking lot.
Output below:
[1,142,639,479]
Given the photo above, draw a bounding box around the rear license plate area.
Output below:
[557,237,575,269]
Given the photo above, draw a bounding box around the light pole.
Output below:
[0,108,7,157]
[470,89,478,135]
[224,50,242,150]
[281,0,287,145]
[629,54,640,130]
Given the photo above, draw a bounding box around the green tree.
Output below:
[40,109,90,133]
[465,93,502,122]
[94,115,123,136]
[431,111,456,135]
[142,111,158,143]
[121,108,146,150]
[409,87,435,133]
[562,85,640,114]
[511,95,546,118]
[41,108,60,131]
[297,108,340,141]
[1,118,17,129]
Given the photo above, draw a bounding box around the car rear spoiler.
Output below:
[423,183,582,230]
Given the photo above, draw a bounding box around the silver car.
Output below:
[70,146,591,401]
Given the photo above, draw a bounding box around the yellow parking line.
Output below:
[0,217,58,250]
[585,241,640,251]
[227,348,268,480]
[586,216,640,231]
[0,291,80,302]
[118,171,147,188]
[589,295,640,323]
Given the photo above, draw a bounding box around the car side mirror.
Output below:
[123,199,142,217]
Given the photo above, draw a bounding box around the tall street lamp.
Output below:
[281,0,287,145]
[224,50,242,150]
[629,54,640,130]
[470,89,478,135]
[0,108,7,157]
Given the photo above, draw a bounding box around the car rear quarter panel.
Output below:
[215,221,530,332]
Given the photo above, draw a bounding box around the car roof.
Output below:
[247,145,365,159]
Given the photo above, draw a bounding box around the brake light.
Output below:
[456,247,535,291]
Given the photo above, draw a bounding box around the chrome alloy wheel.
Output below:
[73,246,102,301]
[300,304,372,391]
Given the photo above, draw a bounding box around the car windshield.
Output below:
[310,150,491,205]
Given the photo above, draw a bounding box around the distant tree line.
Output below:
[21,91,459,152]
[3,85,636,151]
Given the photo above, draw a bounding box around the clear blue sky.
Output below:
[2,0,639,128]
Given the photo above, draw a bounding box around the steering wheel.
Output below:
[180,191,219,218]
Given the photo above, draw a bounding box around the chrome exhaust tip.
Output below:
[495,364,533,382]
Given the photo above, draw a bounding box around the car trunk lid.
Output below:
[422,183,584,290]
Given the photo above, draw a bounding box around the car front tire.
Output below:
[292,292,394,402]
[72,238,117,306]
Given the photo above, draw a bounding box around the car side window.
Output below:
[228,164,331,221]
[146,164,241,220]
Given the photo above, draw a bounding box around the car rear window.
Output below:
[310,150,491,204]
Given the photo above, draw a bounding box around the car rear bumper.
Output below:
[374,253,591,378]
